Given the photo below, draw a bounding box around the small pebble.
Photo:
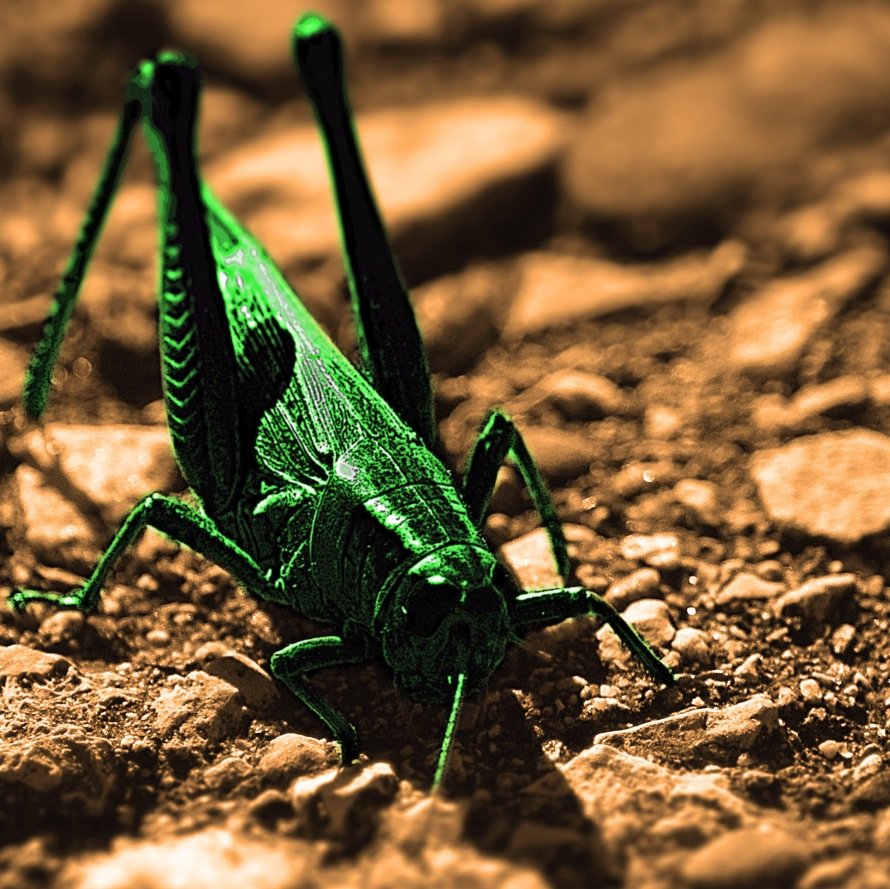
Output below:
[620,533,681,569]
[152,671,244,744]
[818,740,840,760]
[38,610,85,647]
[644,405,683,440]
[716,573,784,606]
[787,376,870,423]
[516,368,630,420]
[518,428,599,484]
[203,756,251,792]
[671,627,712,668]
[853,753,883,783]
[796,855,860,889]
[774,574,856,626]
[499,527,565,592]
[799,678,822,702]
[613,598,675,646]
[204,651,279,710]
[849,770,890,810]
[604,567,661,610]
[672,479,720,526]
[145,629,170,648]
[753,560,784,581]
[257,733,334,783]
[830,623,857,656]
[733,653,762,682]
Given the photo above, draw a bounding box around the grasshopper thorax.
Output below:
[379,545,514,703]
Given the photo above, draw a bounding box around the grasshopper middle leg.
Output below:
[461,409,570,579]
[514,586,675,686]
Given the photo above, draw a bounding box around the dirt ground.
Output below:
[4,1,890,887]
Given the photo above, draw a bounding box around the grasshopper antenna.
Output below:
[431,671,466,793]
[24,93,142,420]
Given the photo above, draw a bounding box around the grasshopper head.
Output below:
[380,545,515,703]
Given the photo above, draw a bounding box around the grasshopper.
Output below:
[10,13,673,788]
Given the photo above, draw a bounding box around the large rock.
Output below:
[727,246,884,375]
[751,430,890,543]
[504,241,744,337]
[0,727,117,832]
[152,671,244,745]
[526,743,757,878]
[13,464,101,572]
[163,1,346,90]
[682,826,810,889]
[63,827,311,889]
[0,644,73,684]
[291,762,399,847]
[564,8,890,240]
[593,695,778,765]
[14,424,182,525]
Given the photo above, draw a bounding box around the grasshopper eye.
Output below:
[405,583,462,638]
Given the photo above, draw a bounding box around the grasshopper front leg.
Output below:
[270,635,372,763]
[9,493,276,613]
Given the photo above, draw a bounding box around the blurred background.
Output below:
[5,0,890,276]
[2,0,890,402]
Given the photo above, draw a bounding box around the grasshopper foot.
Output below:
[337,724,360,766]
[8,589,85,613]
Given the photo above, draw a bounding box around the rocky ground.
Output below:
[4,1,890,887]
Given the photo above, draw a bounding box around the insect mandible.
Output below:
[9,13,674,788]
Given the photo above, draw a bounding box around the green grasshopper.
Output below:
[10,13,673,788]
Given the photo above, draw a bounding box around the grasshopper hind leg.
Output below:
[23,97,142,420]
[292,16,436,451]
